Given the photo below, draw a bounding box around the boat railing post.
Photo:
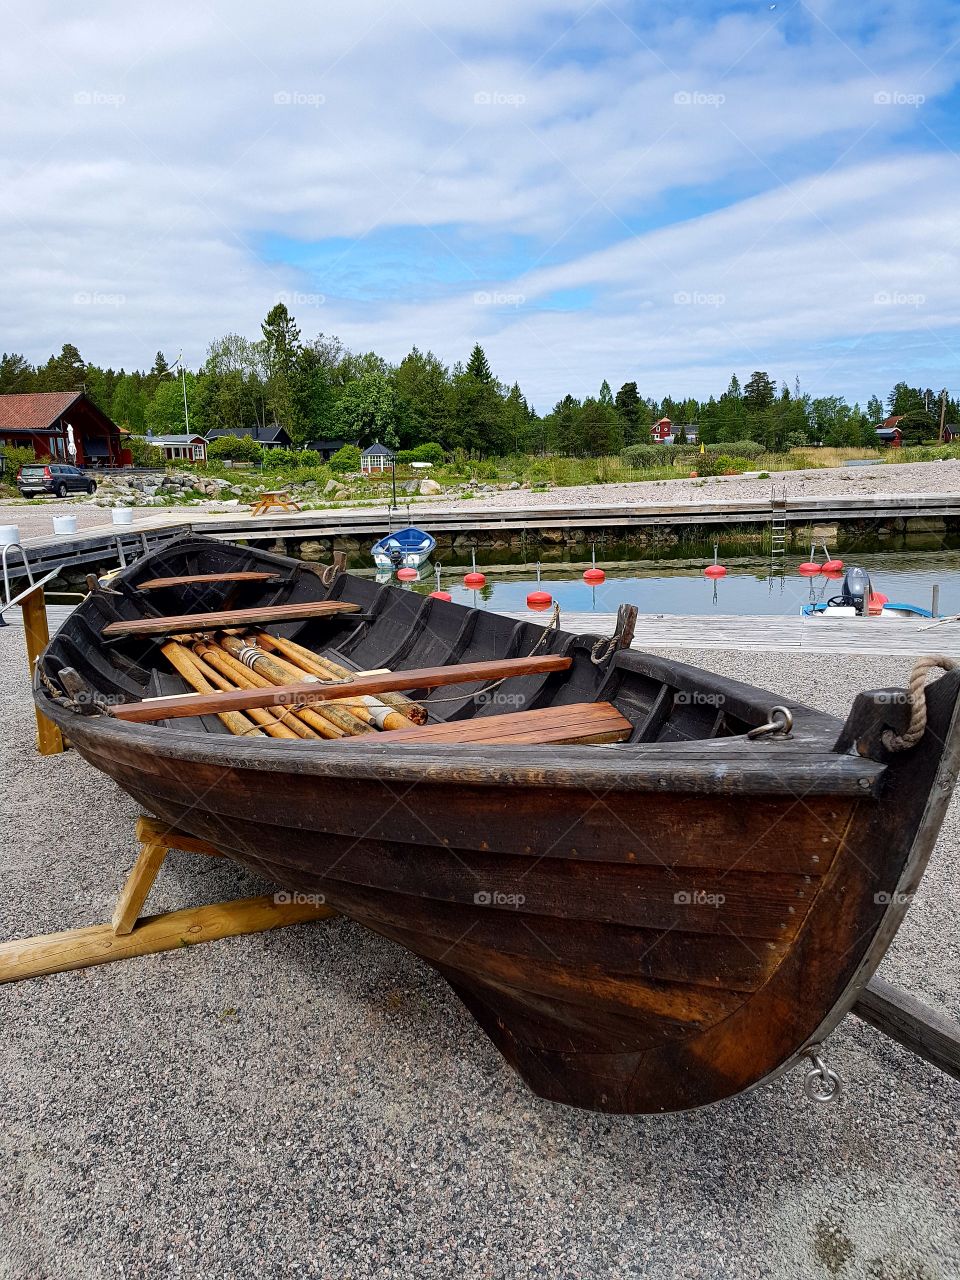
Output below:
[932,584,940,617]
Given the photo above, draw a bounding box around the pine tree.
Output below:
[614,382,642,445]
[465,343,493,383]
[0,352,34,395]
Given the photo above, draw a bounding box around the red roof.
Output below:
[0,391,82,431]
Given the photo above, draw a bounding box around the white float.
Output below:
[0,525,21,547]
[53,515,78,536]
[112,508,134,526]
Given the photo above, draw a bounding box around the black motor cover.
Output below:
[841,565,872,614]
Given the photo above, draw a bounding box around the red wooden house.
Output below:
[0,391,130,467]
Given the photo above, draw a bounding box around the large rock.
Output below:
[419,478,442,496]
[299,541,325,561]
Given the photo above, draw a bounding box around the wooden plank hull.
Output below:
[33,533,960,1113]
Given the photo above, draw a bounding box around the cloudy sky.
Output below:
[2,0,958,409]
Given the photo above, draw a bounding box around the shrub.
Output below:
[622,444,670,468]
[330,444,362,473]
[207,434,263,464]
[128,436,164,468]
[1,444,40,477]
[704,440,763,459]
[397,442,445,465]
[264,446,325,469]
[696,453,746,477]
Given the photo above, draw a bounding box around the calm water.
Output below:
[399,551,960,616]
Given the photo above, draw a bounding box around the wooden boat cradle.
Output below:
[24,533,960,1114]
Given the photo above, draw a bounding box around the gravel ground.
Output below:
[440,458,960,513]
[1,629,958,1280]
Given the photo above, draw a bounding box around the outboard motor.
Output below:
[388,543,405,569]
[840,565,871,615]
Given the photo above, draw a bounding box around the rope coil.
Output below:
[883,655,958,752]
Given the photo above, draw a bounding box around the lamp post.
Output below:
[391,453,397,511]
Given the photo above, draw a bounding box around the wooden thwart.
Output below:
[137,571,283,590]
[0,815,334,985]
[102,599,360,638]
[342,702,633,746]
[108,654,574,723]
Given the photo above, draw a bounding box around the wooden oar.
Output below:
[160,642,264,737]
[108,655,574,724]
[102,600,360,639]
[254,633,427,725]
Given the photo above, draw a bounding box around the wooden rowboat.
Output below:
[34,534,960,1113]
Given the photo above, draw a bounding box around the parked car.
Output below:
[16,463,97,499]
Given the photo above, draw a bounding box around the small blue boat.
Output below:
[370,526,436,571]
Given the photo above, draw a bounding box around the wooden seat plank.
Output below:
[102,600,360,639]
[348,702,632,747]
[137,572,283,591]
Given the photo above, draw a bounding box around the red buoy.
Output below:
[798,561,821,575]
[396,567,418,581]
[464,571,486,587]
[583,567,605,584]
[429,590,452,601]
[868,591,889,616]
[704,564,727,578]
[823,567,844,581]
[526,590,553,609]
[822,558,843,573]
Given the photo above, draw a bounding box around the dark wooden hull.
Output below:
[35,535,960,1112]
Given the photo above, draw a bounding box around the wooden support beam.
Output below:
[853,976,960,1084]
[108,654,574,723]
[19,585,63,756]
[0,813,335,984]
[0,896,335,983]
[102,599,360,639]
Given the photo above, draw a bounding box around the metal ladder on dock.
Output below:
[770,486,788,556]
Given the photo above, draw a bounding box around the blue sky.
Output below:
[1,0,958,410]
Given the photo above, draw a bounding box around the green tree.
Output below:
[866,394,884,424]
[614,382,642,445]
[743,371,776,412]
[111,373,147,432]
[37,343,85,391]
[887,382,924,416]
[0,352,34,395]
[260,303,302,433]
[145,376,194,435]
[329,443,362,473]
[334,372,400,447]
[392,347,453,449]
[466,343,493,382]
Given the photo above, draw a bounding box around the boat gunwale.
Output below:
[38,693,885,795]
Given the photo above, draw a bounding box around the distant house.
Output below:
[307,438,353,462]
[0,390,130,466]
[146,432,208,463]
[945,424,960,443]
[360,442,395,474]
[650,417,698,445]
[205,424,293,450]
[875,416,904,448]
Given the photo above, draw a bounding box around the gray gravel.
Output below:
[1,628,958,1280]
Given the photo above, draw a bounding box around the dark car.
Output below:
[17,463,97,499]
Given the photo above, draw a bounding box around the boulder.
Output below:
[299,541,325,561]
[323,479,341,495]
[419,478,442,496]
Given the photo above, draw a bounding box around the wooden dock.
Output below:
[506,612,960,657]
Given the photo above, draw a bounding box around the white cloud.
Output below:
[0,0,957,404]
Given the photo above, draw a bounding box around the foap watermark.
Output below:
[274,890,326,905]
[274,90,326,108]
[276,290,325,307]
[473,90,526,107]
[674,889,726,907]
[874,290,925,309]
[674,691,725,708]
[474,890,525,908]
[474,290,525,307]
[673,290,725,307]
[674,90,725,108]
[873,890,914,906]
[73,290,125,307]
[873,90,925,108]
[474,690,527,710]
[74,89,125,109]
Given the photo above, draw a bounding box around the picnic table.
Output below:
[249,490,301,516]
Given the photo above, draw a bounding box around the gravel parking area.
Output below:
[1,629,958,1279]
